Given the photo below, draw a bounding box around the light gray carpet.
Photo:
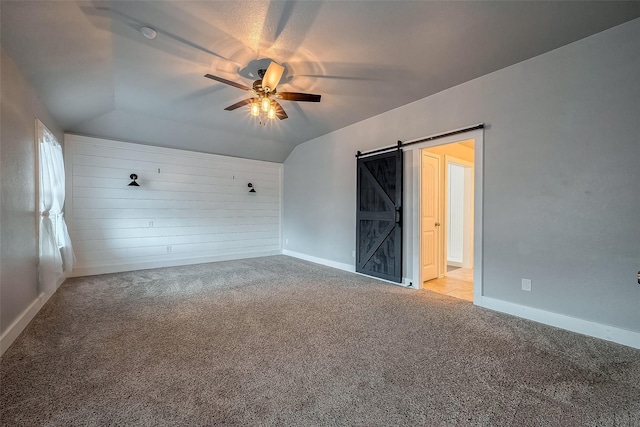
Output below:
[1,255,639,426]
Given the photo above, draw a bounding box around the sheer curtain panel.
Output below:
[37,120,74,293]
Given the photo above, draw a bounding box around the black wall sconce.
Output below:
[128,174,140,187]
[248,183,256,193]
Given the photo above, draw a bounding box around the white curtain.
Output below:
[38,120,74,293]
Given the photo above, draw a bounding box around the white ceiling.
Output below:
[2,1,640,162]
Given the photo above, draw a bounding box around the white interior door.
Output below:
[421,151,440,282]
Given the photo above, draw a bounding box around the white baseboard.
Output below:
[0,291,54,356]
[282,250,355,273]
[353,271,414,288]
[281,250,414,288]
[281,251,639,348]
[476,296,640,350]
[70,250,281,277]
[1,272,70,356]
[12,255,635,355]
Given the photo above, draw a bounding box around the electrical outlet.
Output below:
[352,250,356,258]
[149,221,153,228]
[167,245,172,254]
[285,239,289,245]
[522,278,532,292]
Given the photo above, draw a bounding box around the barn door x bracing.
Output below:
[356,149,403,282]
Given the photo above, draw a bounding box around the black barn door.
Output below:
[356,149,403,282]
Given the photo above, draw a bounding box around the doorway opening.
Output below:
[419,139,475,301]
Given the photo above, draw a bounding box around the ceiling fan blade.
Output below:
[224,99,255,111]
[272,101,288,120]
[277,92,321,102]
[204,74,251,91]
[262,62,284,92]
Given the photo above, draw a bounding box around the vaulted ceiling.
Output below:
[3,1,639,162]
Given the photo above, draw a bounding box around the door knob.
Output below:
[435,222,441,227]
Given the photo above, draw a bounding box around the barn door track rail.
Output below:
[356,123,485,158]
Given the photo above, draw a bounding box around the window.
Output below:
[37,120,74,293]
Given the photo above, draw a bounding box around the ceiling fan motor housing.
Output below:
[253,79,277,96]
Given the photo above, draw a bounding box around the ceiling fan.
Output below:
[204,61,321,121]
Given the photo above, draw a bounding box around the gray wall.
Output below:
[284,19,640,332]
[1,48,63,335]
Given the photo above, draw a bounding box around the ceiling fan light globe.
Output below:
[261,97,271,112]
[268,105,276,119]
[250,101,260,116]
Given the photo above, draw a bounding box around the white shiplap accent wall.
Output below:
[64,134,282,276]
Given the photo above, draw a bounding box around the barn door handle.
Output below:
[395,207,402,224]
